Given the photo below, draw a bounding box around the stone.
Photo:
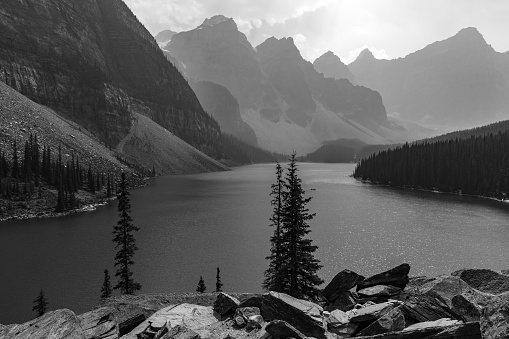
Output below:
[402,318,462,331]
[326,291,356,312]
[451,295,480,322]
[401,295,461,323]
[0,309,85,339]
[354,321,481,339]
[452,268,509,294]
[261,292,325,339]
[357,264,410,290]
[327,309,358,336]
[238,295,263,309]
[235,316,246,328]
[122,304,220,339]
[357,285,402,298]
[247,315,265,330]
[418,275,472,306]
[356,306,405,336]
[265,320,306,339]
[161,325,200,339]
[235,307,261,320]
[480,293,509,339]
[348,302,394,323]
[322,270,365,301]
[214,293,241,315]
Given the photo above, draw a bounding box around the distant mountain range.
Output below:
[163,15,422,154]
[349,27,509,129]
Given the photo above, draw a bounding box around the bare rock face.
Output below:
[265,320,307,339]
[322,269,365,302]
[213,293,241,316]
[0,309,85,339]
[348,302,395,323]
[313,51,357,84]
[358,285,402,298]
[0,0,223,158]
[401,295,461,323]
[357,264,410,290]
[356,306,405,336]
[452,269,509,294]
[261,292,325,339]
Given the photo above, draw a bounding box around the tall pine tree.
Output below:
[196,276,206,293]
[263,162,285,292]
[113,173,141,295]
[32,289,49,318]
[265,153,323,300]
[215,267,223,292]
[100,269,113,300]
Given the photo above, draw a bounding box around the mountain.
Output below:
[0,0,224,170]
[154,29,176,43]
[191,81,257,145]
[313,51,356,84]
[166,16,416,154]
[349,27,509,129]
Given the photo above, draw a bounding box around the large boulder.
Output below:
[160,325,200,339]
[326,291,356,312]
[452,269,509,294]
[0,309,85,339]
[265,320,306,339]
[451,295,481,322]
[347,302,395,323]
[238,295,262,309]
[322,270,365,301]
[356,306,405,336]
[261,292,325,339]
[401,295,461,323]
[480,293,509,339]
[418,275,472,305]
[354,321,481,339]
[357,264,410,290]
[121,304,220,339]
[326,309,358,336]
[358,285,402,298]
[213,293,240,315]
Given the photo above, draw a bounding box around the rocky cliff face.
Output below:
[192,81,257,145]
[313,51,356,84]
[349,27,509,129]
[0,0,223,160]
[166,16,404,154]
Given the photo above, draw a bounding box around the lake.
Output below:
[1,163,509,324]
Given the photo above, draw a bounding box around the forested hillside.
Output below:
[353,131,509,198]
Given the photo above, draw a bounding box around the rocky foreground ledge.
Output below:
[3,265,509,339]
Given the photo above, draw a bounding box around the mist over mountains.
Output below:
[164,15,422,154]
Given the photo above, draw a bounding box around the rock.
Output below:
[322,270,365,301]
[326,291,356,312]
[161,325,200,339]
[326,309,358,336]
[480,293,509,339]
[0,309,85,339]
[452,268,509,294]
[402,318,462,331]
[347,302,394,323]
[357,285,402,298]
[214,293,241,315]
[238,295,263,309]
[122,304,220,339]
[354,321,481,339]
[119,314,147,337]
[356,306,405,336]
[357,264,410,290]
[77,307,117,339]
[418,275,472,306]
[235,307,261,320]
[451,295,480,322]
[265,320,306,339]
[401,295,461,323]
[261,292,325,339]
[247,315,265,330]
[235,316,246,328]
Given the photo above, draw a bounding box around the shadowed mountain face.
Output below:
[166,16,404,153]
[191,81,257,145]
[0,0,223,160]
[155,29,176,43]
[349,27,509,129]
[313,51,356,84]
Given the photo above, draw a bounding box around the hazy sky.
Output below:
[124,0,509,63]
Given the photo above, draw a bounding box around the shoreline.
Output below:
[353,175,509,205]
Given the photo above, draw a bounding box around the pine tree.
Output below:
[100,269,113,300]
[267,153,323,300]
[215,267,223,292]
[32,289,49,318]
[196,276,206,293]
[263,162,285,292]
[113,172,141,295]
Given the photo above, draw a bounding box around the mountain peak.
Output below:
[356,48,376,62]
[202,15,233,27]
[451,27,487,45]
[318,50,341,61]
[314,51,356,83]
[256,36,301,60]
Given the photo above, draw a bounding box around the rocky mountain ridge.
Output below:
[348,27,509,129]
[165,16,420,154]
[0,0,224,167]
[4,264,509,338]
[313,51,356,85]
